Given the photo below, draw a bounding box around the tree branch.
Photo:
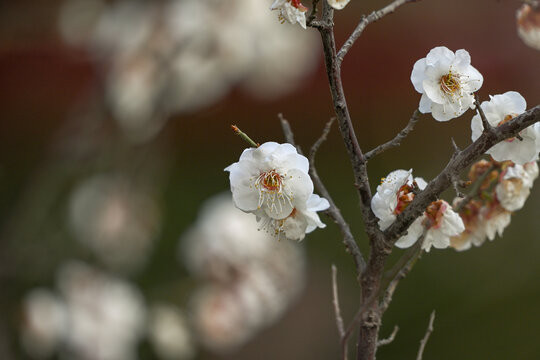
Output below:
[332,265,348,360]
[384,105,540,243]
[337,0,420,65]
[365,109,420,160]
[377,325,399,347]
[416,311,436,360]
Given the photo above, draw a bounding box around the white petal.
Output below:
[410,59,427,94]
[395,217,424,249]
[418,93,432,113]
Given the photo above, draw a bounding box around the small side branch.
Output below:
[474,94,494,134]
[280,115,366,273]
[332,265,348,360]
[377,325,399,347]
[416,311,436,360]
[307,0,321,26]
[337,0,420,65]
[365,109,420,160]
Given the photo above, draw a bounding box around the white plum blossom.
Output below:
[225,142,314,221]
[394,200,465,252]
[259,193,330,241]
[327,0,351,10]
[411,46,483,121]
[496,161,539,211]
[270,0,308,29]
[517,4,540,51]
[471,91,540,164]
[371,169,427,231]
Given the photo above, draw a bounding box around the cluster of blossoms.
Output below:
[517,3,540,51]
[180,194,305,352]
[225,142,330,241]
[450,159,538,251]
[371,169,465,252]
[58,0,318,141]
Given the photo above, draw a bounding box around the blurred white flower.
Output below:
[148,303,195,360]
[21,289,68,359]
[58,0,318,142]
[411,46,483,121]
[270,0,308,29]
[517,3,540,51]
[225,142,314,221]
[56,261,147,360]
[496,161,539,211]
[471,91,540,164]
[327,0,351,10]
[180,193,305,352]
[69,174,160,273]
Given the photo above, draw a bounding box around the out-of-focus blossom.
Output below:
[57,261,147,360]
[180,193,305,352]
[411,46,483,121]
[69,174,160,273]
[21,289,68,359]
[327,0,351,10]
[450,159,538,251]
[517,3,540,51]
[270,0,308,29]
[20,261,147,360]
[58,0,318,142]
[148,303,195,360]
[496,161,539,211]
[471,91,540,165]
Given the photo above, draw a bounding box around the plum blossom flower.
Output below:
[327,0,351,10]
[270,0,308,29]
[148,303,195,360]
[496,161,539,211]
[411,46,483,121]
[259,193,330,241]
[471,91,540,164]
[517,3,540,51]
[371,169,427,231]
[371,169,464,251]
[225,142,313,221]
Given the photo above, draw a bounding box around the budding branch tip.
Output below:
[230,125,259,148]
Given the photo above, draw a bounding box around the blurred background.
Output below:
[1,0,540,359]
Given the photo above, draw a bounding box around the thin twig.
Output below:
[231,125,259,147]
[416,311,436,360]
[377,325,399,347]
[310,117,336,159]
[474,94,493,133]
[379,240,423,313]
[337,0,420,65]
[332,265,348,360]
[307,0,321,26]
[332,265,346,337]
[365,109,420,160]
[454,164,496,213]
[278,113,303,154]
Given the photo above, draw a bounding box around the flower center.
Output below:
[498,113,519,142]
[440,71,461,95]
[254,170,293,215]
[423,200,446,229]
[394,184,415,215]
